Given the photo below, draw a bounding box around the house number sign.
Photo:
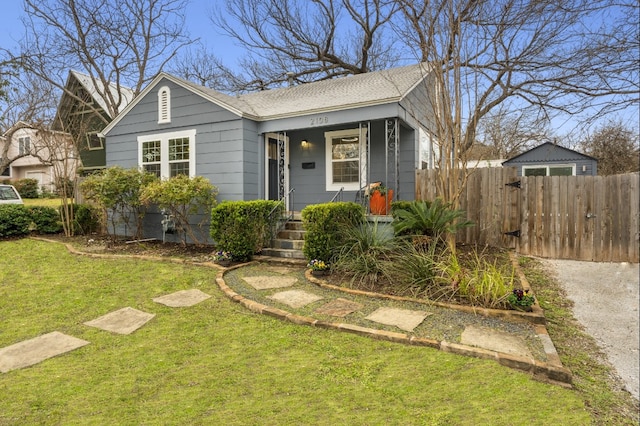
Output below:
[310,116,329,126]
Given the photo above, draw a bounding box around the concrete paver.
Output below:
[0,332,89,373]
[315,298,363,317]
[365,307,432,332]
[461,325,533,358]
[267,289,323,308]
[244,276,298,290]
[153,289,211,307]
[84,307,155,335]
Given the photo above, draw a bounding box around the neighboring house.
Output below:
[0,122,79,193]
[502,142,598,176]
[103,64,437,236]
[53,71,135,174]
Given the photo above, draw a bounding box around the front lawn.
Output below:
[0,239,605,424]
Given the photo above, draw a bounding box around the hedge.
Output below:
[210,200,282,261]
[301,202,365,262]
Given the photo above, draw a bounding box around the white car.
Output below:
[0,184,24,204]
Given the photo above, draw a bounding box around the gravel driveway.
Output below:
[540,258,639,400]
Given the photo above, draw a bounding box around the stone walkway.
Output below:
[219,262,572,386]
[0,252,571,386]
[0,289,211,373]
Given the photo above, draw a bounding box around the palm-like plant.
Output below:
[392,199,473,241]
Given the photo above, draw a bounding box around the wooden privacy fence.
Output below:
[415,168,639,263]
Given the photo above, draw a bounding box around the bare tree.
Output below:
[14,0,193,122]
[0,68,59,175]
[209,0,402,92]
[472,107,553,160]
[394,0,638,210]
[581,121,640,176]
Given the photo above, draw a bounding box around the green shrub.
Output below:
[81,167,157,240]
[301,202,365,262]
[334,218,400,286]
[141,175,218,245]
[392,198,473,241]
[27,206,62,234]
[390,200,415,217]
[210,200,281,261]
[0,205,31,237]
[12,179,39,198]
[60,203,101,235]
[383,242,448,300]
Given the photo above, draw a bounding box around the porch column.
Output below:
[385,118,399,201]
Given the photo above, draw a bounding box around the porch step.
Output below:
[265,215,306,260]
[261,247,306,259]
[272,238,304,250]
[284,221,305,231]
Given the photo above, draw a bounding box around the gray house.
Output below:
[102,64,436,220]
[502,142,598,176]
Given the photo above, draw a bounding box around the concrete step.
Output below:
[272,239,304,250]
[277,229,305,240]
[285,221,305,231]
[261,247,306,259]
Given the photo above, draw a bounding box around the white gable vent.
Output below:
[158,86,171,124]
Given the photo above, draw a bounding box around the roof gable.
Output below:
[102,63,431,135]
[503,142,597,165]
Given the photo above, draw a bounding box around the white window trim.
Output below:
[18,136,31,155]
[86,132,104,150]
[158,86,171,124]
[522,164,576,176]
[138,129,196,178]
[325,128,367,191]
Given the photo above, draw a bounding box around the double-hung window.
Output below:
[18,137,31,155]
[138,130,196,178]
[325,128,366,191]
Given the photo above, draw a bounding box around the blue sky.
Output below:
[1,0,241,65]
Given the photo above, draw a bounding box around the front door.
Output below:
[265,133,289,208]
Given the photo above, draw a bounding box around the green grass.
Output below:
[0,239,594,424]
[22,198,66,208]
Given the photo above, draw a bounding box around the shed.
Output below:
[502,142,597,176]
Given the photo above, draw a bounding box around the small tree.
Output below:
[582,121,639,176]
[140,175,218,245]
[80,167,156,240]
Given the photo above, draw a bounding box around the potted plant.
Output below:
[214,250,233,267]
[307,259,330,276]
[507,288,535,312]
[366,182,394,215]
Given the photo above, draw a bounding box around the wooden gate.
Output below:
[415,169,639,262]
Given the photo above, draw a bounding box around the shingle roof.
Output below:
[103,63,430,135]
[171,63,430,120]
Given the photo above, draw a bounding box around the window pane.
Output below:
[170,162,189,177]
[332,137,358,160]
[142,141,161,163]
[143,164,161,178]
[550,166,573,176]
[333,160,358,183]
[524,168,547,176]
[169,137,189,161]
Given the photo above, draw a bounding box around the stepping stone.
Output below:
[0,332,90,373]
[244,276,298,290]
[153,289,211,307]
[461,325,533,358]
[265,266,296,275]
[267,290,323,308]
[365,307,432,332]
[84,307,155,335]
[315,298,363,317]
